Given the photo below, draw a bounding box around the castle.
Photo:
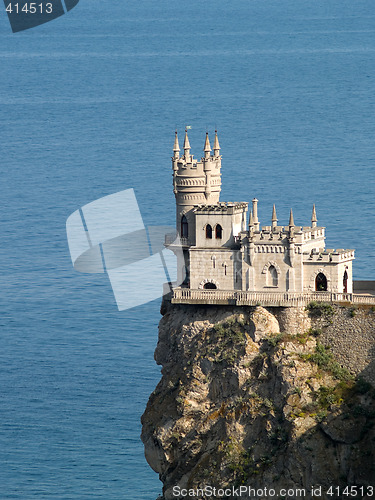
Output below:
[166,130,355,297]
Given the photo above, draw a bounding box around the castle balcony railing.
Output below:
[164,233,189,247]
[171,289,375,307]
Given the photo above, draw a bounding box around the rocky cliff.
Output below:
[141,302,375,499]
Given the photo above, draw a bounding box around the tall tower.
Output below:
[172,129,222,243]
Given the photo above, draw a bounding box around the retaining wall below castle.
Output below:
[272,304,375,385]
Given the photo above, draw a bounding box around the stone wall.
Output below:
[270,306,311,335]
[270,303,375,384]
[312,304,375,384]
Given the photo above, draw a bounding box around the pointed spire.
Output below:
[272,204,278,229]
[173,130,180,159]
[213,130,220,158]
[183,128,191,157]
[252,198,259,231]
[311,204,317,228]
[204,132,211,159]
[289,208,295,227]
[204,132,211,151]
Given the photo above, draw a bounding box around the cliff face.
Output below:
[141,303,375,499]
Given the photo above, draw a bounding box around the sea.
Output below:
[0,1,374,498]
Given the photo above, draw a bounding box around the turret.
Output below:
[311,204,317,228]
[249,210,254,231]
[271,204,278,230]
[204,132,211,159]
[252,198,260,231]
[173,130,180,160]
[213,130,220,158]
[289,208,295,230]
[183,128,191,160]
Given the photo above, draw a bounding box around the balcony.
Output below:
[164,232,189,247]
[171,289,375,307]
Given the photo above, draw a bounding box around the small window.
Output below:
[268,265,278,287]
[181,215,188,238]
[223,263,227,276]
[205,224,212,239]
[215,224,223,239]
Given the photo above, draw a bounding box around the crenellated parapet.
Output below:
[303,249,355,263]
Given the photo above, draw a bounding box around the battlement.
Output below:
[303,249,355,263]
[194,202,248,214]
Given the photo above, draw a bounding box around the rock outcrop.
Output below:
[141,302,375,499]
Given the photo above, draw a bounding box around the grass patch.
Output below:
[213,317,246,343]
[266,332,286,347]
[208,317,248,365]
[306,301,335,318]
[300,342,353,382]
[226,443,273,485]
[348,307,357,317]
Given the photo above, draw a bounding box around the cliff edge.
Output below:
[141,302,375,499]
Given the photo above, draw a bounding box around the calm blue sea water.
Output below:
[0,1,374,498]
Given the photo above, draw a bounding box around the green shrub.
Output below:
[267,333,286,347]
[306,301,334,318]
[309,328,322,337]
[349,307,357,317]
[301,343,353,382]
[210,317,248,365]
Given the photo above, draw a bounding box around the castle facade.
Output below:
[167,130,354,295]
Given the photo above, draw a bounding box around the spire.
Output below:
[183,128,191,157]
[204,132,211,159]
[252,198,259,231]
[213,130,220,158]
[289,209,295,227]
[173,130,180,159]
[311,204,317,228]
[272,204,278,230]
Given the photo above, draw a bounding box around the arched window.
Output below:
[343,270,348,293]
[315,273,327,292]
[268,265,278,287]
[181,215,188,238]
[204,282,217,289]
[205,224,212,239]
[215,224,223,239]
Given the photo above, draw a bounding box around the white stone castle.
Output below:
[167,129,355,298]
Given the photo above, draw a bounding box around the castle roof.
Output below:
[194,202,248,213]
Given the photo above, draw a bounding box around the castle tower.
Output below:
[172,129,222,242]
